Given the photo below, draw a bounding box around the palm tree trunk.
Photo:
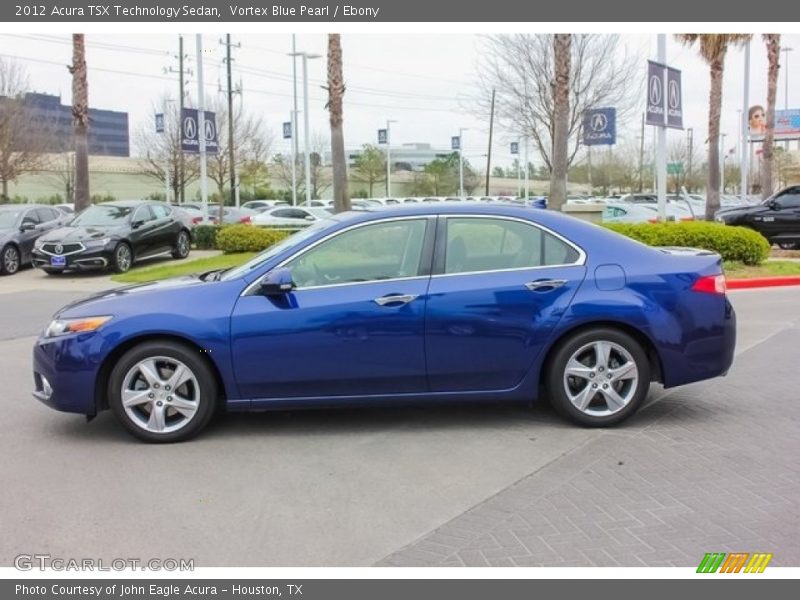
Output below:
[761,34,781,199]
[71,34,90,212]
[549,34,571,212]
[327,34,350,213]
[705,58,723,220]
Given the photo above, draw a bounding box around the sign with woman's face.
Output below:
[748,105,766,138]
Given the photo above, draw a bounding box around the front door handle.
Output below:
[373,294,418,307]
[525,279,567,292]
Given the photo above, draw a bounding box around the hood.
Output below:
[39,225,125,243]
[715,204,763,217]
[56,275,207,317]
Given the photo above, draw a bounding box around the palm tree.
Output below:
[69,34,90,212]
[761,34,781,199]
[549,34,571,212]
[326,34,350,213]
[675,34,751,219]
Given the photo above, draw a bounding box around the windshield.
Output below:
[70,205,133,227]
[0,210,22,229]
[220,220,333,281]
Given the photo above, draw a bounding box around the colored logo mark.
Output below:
[697,552,773,573]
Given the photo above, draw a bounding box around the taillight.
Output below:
[240,216,251,224]
[191,216,202,224]
[680,216,694,221]
[691,274,726,295]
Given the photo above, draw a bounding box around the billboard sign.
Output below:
[748,107,800,141]
[181,108,218,154]
[582,107,616,145]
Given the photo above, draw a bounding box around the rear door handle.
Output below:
[525,279,567,292]
[373,294,418,306]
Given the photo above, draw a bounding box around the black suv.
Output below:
[715,186,800,249]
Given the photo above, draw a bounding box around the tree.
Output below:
[491,166,505,178]
[549,34,571,212]
[69,34,90,212]
[0,58,52,201]
[423,153,459,195]
[45,152,75,202]
[351,144,386,196]
[475,34,639,174]
[271,133,331,201]
[760,34,781,199]
[676,34,751,219]
[134,98,200,202]
[326,34,350,213]
[238,159,271,199]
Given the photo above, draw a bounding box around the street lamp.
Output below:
[386,119,397,197]
[457,127,469,197]
[289,50,321,207]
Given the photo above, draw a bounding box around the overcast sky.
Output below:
[1,32,799,168]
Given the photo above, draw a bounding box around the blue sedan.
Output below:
[32,204,736,442]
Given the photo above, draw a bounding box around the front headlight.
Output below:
[84,237,111,247]
[44,316,113,338]
[34,238,46,249]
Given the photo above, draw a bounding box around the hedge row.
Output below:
[604,221,770,265]
[214,225,292,254]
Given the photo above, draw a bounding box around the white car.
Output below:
[252,206,333,228]
[241,200,289,212]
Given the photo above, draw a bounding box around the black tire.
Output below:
[0,244,20,275]
[546,328,651,427]
[112,242,133,273]
[777,242,798,250]
[171,230,191,260]
[107,340,218,443]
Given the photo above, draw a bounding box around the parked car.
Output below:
[205,206,259,225]
[252,206,332,228]
[0,204,67,275]
[32,201,192,274]
[715,185,800,249]
[54,203,75,215]
[602,202,664,224]
[32,203,736,442]
[241,200,289,212]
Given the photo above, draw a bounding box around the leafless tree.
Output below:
[0,58,53,201]
[326,34,351,213]
[272,132,331,201]
[69,34,90,211]
[474,34,640,175]
[133,98,200,202]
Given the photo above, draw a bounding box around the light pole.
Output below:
[195,34,209,221]
[386,119,397,197]
[686,128,693,193]
[290,35,299,207]
[720,133,727,193]
[458,127,468,197]
[290,50,321,207]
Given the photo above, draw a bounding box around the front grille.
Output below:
[40,242,85,256]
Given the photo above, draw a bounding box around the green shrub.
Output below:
[604,221,770,265]
[215,225,292,254]
[193,225,219,250]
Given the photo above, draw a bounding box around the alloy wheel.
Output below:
[2,246,19,274]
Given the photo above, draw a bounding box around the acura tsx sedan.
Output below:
[32,204,736,442]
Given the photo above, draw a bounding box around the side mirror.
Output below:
[20,222,36,232]
[768,199,781,210]
[304,215,316,221]
[131,219,144,229]
[260,267,295,296]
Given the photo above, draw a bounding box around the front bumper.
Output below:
[32,245,115,272]
[32,332,107,415]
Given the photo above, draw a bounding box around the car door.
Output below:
[129,205,159,257]
[231,216,434,401]
[150,203,178,252]
[17,209,42,263]
[425,215,587,392]
[769,187,800,240]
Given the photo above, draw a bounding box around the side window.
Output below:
[133,206,156,223]
[444,217,579,274]
[152,204,171,219]
[775,189,800,209]
[286,219,428,288]
[270,208,294,219]
[22,210,41,225]
[35,208,58,223]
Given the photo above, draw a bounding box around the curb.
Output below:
[727,276,800,290]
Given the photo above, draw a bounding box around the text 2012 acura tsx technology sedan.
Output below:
[31,200,192,274]
[32,204,736,442]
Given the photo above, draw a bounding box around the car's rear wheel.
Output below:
[112,242,132,273]
[108,341,217,443]
[777,242,798,250]
[546,328,651,427]
[1,244,20,275]
[172,230,191,259]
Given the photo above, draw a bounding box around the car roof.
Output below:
[0,203,51,211]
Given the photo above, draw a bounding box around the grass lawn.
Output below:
[724,260,800,279]
[111,252,256,283]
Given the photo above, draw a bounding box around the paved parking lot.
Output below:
[0,272,797,567]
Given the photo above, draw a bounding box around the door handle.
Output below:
[525,279,567,292]
[373,294,418,306]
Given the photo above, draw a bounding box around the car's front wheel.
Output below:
[108,341,218,442]
[0,244,20,275]
[546,328,651,427]
[112,242,132,273]
[777,242,798,250]
[172,230,191,259]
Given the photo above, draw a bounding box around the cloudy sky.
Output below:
[1,32,798,168]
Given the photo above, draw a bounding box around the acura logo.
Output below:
[54,244,63,255]
[590,113,608,132]
[649,75,662,106]
[204,118,216,141]
[668,80,680,109]
[183,116,197,139]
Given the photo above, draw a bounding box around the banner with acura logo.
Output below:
[582,107,616,145]
[646,60,683,129]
